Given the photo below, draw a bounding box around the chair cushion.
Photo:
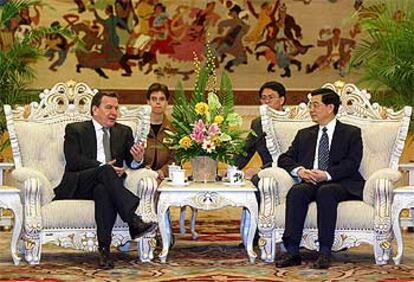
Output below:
[41,200,128,229]
[272,201,374,230]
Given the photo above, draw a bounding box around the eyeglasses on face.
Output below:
[260,95,280,101]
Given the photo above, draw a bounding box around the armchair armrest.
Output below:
[124,168,158,223]
[12,167,53,206]
[363,168,401,206]
[258,166,295,207]
[257,167,295,229]
[362,168,401,264]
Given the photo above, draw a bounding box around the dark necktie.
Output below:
[102,128,112,162]
[318,127,329,170]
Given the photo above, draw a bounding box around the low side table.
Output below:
[0,162,15,229]
[0,186,23,265]
[157,180,258,263]
[392,186,414,265]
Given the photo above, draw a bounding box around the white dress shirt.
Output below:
[92,118,107,164]
[292,118,337,181]
[92,118,142,168]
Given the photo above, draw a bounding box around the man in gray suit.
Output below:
[234,81,286,184]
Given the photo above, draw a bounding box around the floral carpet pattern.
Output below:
[1,208,414,282]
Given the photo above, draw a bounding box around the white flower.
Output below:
[202,139,216,153]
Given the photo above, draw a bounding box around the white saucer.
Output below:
[224,182,245,186]
[166,182,190,187]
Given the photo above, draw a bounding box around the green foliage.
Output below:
[350,0,414,131]
[0,0,76,156]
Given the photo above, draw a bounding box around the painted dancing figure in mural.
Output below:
[115,0,138,30]
[276,3,313,56]
[7,3,41,44]
[254,3,304,77]
[306,27,355,75]
[169,2,220,61]
[211,5,250,73]
[64,14,114,79]
[119,31,155,76]
[147,3,174,61]
[244,0,279,45]
[45,21,71,72]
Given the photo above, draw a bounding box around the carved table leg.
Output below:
[179,206,186,235]
[0,190,23,265]
[244,197,258,263]
[158,202,171,263]
[190,207,199,240]
[392,206,404,264]
[10,199,23,265]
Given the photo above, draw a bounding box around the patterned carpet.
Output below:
[1,207,414,282]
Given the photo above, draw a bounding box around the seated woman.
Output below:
[146,83,198,239]
[145,82,175,180]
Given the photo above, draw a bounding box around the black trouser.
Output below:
[282,182,360,256]
[73,165,140,248]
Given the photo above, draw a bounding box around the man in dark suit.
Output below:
[276,88,364,269]
[234,81,286,185]
[54,91,157,269]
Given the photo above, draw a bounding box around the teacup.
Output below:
[171,170,186,185]
[168,163,181,179]
[227,166,245,184]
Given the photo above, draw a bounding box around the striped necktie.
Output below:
[318,127,329,170]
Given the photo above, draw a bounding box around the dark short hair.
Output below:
[90,91,118,114]
[259,81,286,99]
[310,88,341,114]
[146,82,170,100]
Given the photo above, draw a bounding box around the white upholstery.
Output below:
[271,201,374,230]
[258,82,412,264]
[41,201,127,229]
[4,81,158,265]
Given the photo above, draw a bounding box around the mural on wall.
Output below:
[3,0,366,90]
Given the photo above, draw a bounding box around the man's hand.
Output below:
[107,159,125,177]
[310,169,328,183]
[130,142,145,162]
[157,169,165,180]
[297,168,318,185]
[244,167,258,180]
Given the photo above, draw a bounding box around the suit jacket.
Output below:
[234,117,272,169]
[54,120,140,200]
[277,120,365,198]
[144,117,175,176]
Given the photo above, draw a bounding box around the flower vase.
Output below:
[191,156,218,182]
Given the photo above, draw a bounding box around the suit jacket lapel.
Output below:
[86,120,98,160]
[329,120,343,165]
[110,124,118,160]
[305,125,318,168]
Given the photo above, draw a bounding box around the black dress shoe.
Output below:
[312,254,331,269]
[275,254,302,268]
[129,215,158,240]
[98,247,114,269]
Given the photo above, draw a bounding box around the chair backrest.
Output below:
[4,81,151,188]
[260,81,412,180]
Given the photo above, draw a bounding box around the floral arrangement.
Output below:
[165,44,246,165]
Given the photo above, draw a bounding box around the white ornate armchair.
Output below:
[4,81,158,264]
[257,82,412,264]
